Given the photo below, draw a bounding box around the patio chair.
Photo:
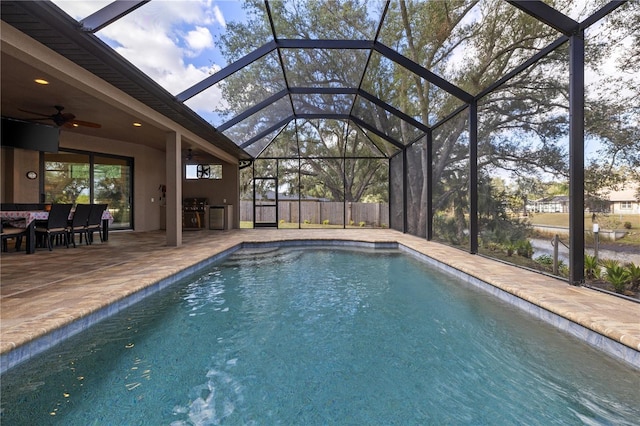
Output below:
[86,204,108,244]
[68,203,92,247]
[1,221,26,252]
[35,203,73,251]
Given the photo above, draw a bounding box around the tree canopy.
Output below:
[210,0,637,224]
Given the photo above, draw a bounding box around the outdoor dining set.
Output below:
[0,203,112,254]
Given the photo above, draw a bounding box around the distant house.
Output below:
[606,183,639,215]
[532,195,569,213]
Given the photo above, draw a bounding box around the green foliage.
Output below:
[433,214,466,246]
[558,262,569,278]
[535,254,553,265]
[504,244,516,257]
[516,240,533,258]
[218,0,639,229]
[600,258,620,270]
[359,221,366,227]
[322,219,330,225]
[623,221,632,230]
[584,254,601,280]
[624,263,640,291]
[303,219,311,224]
[603,263,628,294]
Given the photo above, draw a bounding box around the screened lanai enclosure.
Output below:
[32,0,640,284]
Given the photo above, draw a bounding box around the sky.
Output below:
[52,0,248,125]
[50,0,635,170]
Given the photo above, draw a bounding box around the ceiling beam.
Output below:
[276,39,374,50]
[176,41,277,102]
[217,89,289,132]
[507,1,579,35]
[374,42,473,103]
[579,1,626,31]
[80,1,150,33]
[239,116,293,149]
[357,89,431,134]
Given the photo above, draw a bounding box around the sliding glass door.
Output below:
[43,150,133,229]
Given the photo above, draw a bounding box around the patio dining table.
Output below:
[0,209,113,254]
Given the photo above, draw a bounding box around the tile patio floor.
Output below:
[1,228,639,371]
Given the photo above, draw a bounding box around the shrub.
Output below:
[603,262,627,293]
[279,219,285,224]
[322,219,330,225]
[623,221,632,230]
[558,261,569,278]
[504,244,516,257]
[349,220,354,226]
[359,221,366,227]
[600,259,620,270]
[487,242,502,252]
[516,240,533,258]
[535,254,553,265]
[303,219,311,224]
[584,254,600,280]
[624,263,640,291]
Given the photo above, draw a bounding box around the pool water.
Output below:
[2,246,639,424]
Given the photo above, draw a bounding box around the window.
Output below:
[43,149,133,229]
[620,201,632,209]
[185,164,222,180]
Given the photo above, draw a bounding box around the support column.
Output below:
[402,147,408,233]
[426,131,433,240]
[469,101,478,254]
[569,32,585,285]
[166,131,182,247]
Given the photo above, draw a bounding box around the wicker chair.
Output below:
[35,203,73,250]
[1,221,26,252]
[86,204,108,244]
[68,203,92,247]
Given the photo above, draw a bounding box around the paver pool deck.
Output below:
[1,228,639,371]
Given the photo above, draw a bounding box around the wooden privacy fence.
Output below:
[241,200,389,227]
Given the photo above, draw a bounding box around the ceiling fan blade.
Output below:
[69,119,102,128]
[18,108,52,118]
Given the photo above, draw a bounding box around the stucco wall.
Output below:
[2,133,241,231]
[1,146,40,203]
[60,132,166,232]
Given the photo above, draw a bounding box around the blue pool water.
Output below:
[1,246,639,424]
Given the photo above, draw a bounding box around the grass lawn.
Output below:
[528,213,640,247]
[527,213,640,230]
[239,221,380,229]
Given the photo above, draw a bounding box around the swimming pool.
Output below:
[2,246,639,424]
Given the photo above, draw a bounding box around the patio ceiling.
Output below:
[1,0,613,160]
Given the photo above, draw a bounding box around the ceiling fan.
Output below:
[18,105,101,128]
[184,149,211,178]
[184,148,207,162]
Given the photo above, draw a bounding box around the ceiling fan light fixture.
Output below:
[34,78,49,85]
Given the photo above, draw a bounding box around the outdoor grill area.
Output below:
[182,198,208,230]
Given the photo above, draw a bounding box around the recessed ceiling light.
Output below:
[133,122,142,127]
[34,78,49,85]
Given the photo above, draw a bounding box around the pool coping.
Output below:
[2,235,639,373]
